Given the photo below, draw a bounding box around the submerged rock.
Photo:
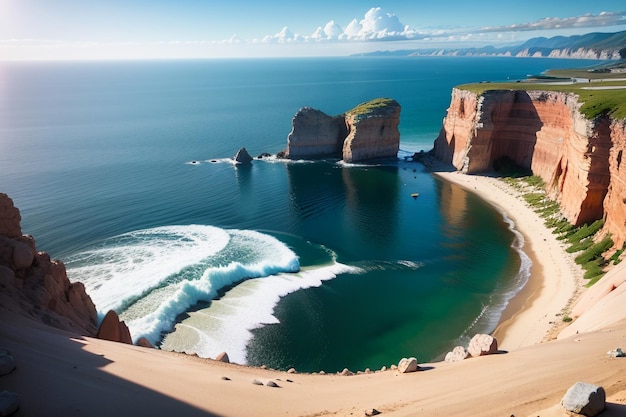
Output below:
[0,391,19,417]
[0,350,15,376]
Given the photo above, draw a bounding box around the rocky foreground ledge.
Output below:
[0,193,138,345]
[284,97,401,163]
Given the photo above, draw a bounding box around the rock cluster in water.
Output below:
[285,98,401,163]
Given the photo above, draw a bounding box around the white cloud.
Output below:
[4,8,626,60]
[323,21,343,39]
[480,11,626,32]
[254,8,626,45]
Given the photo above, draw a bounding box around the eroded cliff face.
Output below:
[603,119,626,246]
[433,88,625,247]
[343,100,401,163]
[0,193,98,335]
[285,98,400,163]
[286,107,347,159]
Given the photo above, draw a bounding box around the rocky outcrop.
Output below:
[286,107,347,159]
[0,193,98,336]
[343,98,401,162]
[285,98,400,163]
[433,88,626,247]
[233,147,253,164]
[602,119,626,247]
[96,310,133,344]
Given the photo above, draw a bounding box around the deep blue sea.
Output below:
[0,56,599,372]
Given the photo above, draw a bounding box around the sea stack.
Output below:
[285,98,401,163]
[342,98,401,163]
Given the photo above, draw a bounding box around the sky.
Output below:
[1,0,625,60]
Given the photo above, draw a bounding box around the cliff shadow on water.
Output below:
[285,161,400,249]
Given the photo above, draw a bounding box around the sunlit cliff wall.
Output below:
[433,88,625,247]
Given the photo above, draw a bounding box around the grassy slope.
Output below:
[458,66,626,119]
[348,98,400,116]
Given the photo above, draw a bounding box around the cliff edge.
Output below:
[433,88,626,248]
[0,193,98,335]
[285,98,401,163]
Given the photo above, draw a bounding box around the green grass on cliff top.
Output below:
[459,75,626,120]
[348,97,400,116]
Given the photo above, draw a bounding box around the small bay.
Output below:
[0,56,597,372]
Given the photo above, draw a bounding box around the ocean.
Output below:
[0,56,598,373]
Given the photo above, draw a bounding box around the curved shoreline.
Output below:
[432,170,584,349]
[4,168,626,417]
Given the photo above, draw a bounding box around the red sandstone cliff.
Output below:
[0,193,142,344]
[0,193,98,335]
[343,99,401,163]
[433,88,626,247]
[285,107,347,159]
[285,98,401,163]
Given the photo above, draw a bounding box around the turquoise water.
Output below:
[0,56,597,372]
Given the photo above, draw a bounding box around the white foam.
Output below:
[336,160,380,168]
[397,260,423,269]
[160,262,363,364]
[69,225,305,346]
[68,225,231,314]
[204,158,238,165]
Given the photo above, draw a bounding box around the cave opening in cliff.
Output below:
[492,155,532,177]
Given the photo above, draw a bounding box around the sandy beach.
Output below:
[433,171,585,350]
[2,171,626,417]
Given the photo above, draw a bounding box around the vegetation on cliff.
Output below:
[459,80,626,119]
[503,176,624,286]
[347,98,400,117]
[458,62,626,119]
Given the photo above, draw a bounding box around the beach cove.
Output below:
[2,56,626,415]
[2,170,626,416]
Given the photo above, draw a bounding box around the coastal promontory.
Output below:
[285,98,401,163]
[433,86,626,248]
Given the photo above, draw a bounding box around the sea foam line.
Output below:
[67,225,231,314]
[458,211,531,343]
[160,262,363,364]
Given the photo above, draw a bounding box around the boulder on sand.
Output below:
[215,352,230,363]
[445,346,469,363]
[467,334,498,357]
[397,357,419,373]
[561,382,606,416]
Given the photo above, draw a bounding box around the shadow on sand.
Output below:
[0,311,221,417]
